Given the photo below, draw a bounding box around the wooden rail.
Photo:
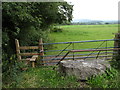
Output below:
[19,46,39,50]
[19,53,40,56]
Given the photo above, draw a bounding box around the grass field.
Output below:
[46,24,118,55]
[50,24,118,42]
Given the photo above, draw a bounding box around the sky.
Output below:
[65,0,120,21]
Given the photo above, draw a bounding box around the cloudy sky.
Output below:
[65,0,119,21]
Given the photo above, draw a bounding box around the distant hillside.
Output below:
[71,19,118,25]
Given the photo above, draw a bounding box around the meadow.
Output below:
[50,24,118,42]
[46,24,118,55]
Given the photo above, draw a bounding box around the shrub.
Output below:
[2,54,29,88]
[50,27,63,32]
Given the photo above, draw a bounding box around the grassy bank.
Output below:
[3,66,120,88]
[3,66,82,88]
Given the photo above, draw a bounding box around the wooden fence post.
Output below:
[114,33,120,60]
[15,39,21,60]
[32,62,35,68]
[39,38,44,65]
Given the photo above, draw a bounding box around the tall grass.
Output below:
[87,68,120,88]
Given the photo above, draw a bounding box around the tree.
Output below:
[2,2,73,56]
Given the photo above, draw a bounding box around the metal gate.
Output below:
[15,38,120,67]
[41,39,120,65]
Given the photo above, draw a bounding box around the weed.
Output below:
[87,67,120,88]
[7,66,80,88]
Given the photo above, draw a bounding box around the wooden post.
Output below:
[114,33,120,60]
[30,55,38,68]
[39,38,44,65]
[15,39,21,60]
[32,62,35,68]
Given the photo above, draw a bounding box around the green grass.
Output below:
[46,24,118,55]
[3,66,81,88]
[87,68,120,88]
[3,66,120,88]
[50,24,118,42]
